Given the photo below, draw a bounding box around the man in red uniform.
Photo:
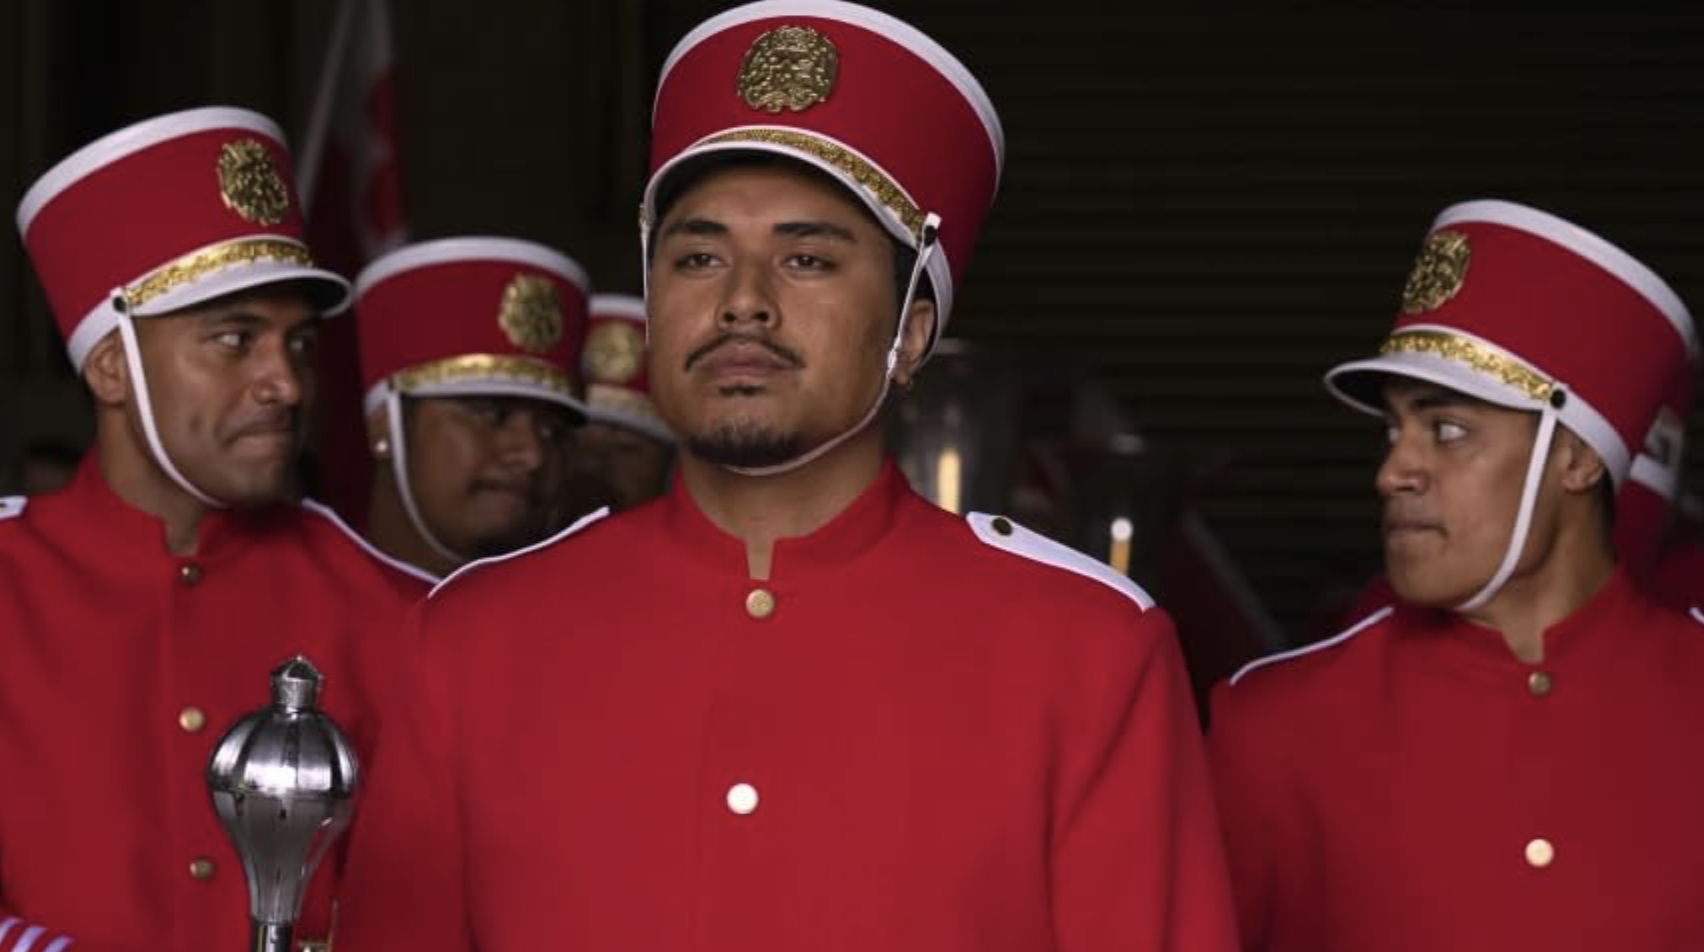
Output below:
[565,293,678,514]
[0,107,427,952]
[355,237,592,580]
[1209,200,1704,950]
[337,2,1236,949]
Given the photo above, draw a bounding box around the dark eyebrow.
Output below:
[659,218,727,240]
[773,220,855,242]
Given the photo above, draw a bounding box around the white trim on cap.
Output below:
[1230,606,1394,687]
[967,512,1156,612]
[354,236,591,300]
[1324,328,1632,487]
[1435,199,1697,358]
[361,378,589,419]
[1630,449,1682,502]
[656,0,1005,180]
[63,238,351,370]
[590,293,647,322]
[641,129,958,328]
[18,106,286,234]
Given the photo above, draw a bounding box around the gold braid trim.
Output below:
[124,238,314,310]
[391,354,576,397]
[1378,330,1554,401]
[697,128,924,240]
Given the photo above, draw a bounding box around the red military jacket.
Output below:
[337,462,1237,951]
[0,458,429,952]
[1209,570,1704,951]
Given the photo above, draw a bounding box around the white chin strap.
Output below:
[1456,388,1565,613]
[725,213,942,478]
[115,308,224,508]
[384,391,465,566]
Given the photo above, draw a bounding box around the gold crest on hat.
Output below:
[585,320,646,385]
[738,25,838,113]
[498,274,564,354]
[217,139,290,226]
[1401,229,1472,315]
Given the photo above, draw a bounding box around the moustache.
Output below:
[225,410,299,440]
[684,333,804,372]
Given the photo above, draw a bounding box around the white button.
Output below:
[726,782,759,815]
[1525,837,1555,869]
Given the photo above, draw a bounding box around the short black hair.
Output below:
[648,151,930,313]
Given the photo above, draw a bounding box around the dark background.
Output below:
[3,2,1700,645]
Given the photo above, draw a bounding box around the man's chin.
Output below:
[686,422,804,469]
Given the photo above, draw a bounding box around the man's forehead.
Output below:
[1380,377,1481,411]
[661,160,866,229]
[168,282,320,324]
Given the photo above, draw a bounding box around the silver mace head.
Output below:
[206,655,360,935]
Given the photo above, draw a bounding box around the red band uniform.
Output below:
[335,3,1237,949]
[1208,201,1704,951]
[0,107,429,952]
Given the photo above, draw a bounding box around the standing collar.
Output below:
[60,453,288,562]
[659,459,912,582]
[1402,567,1638,668]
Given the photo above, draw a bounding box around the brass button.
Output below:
[991,516,1014,536]
[1525,837,1555,869]
[188,857,216,880]
[179,563,202,586]
[745,588,776,619]
[1527,671,1552,697]
[178,706,206,733]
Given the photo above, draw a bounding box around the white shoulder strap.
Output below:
[430,506,610,599]
[1229,605,1394,686]
[0,496,26,522]
[966,511,1155,611]
[299,498,442,586]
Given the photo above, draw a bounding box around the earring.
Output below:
[371,437,391,459]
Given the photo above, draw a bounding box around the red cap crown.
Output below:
[17,106,350,369]
[643,0,1004,345]
[1326,200,1696,486]
[582,294,674,443]
[354,237,591,415]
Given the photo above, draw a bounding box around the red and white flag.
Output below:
[296,0,407,522]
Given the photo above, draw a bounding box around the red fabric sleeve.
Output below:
[1049,608,1241,951]
[334,601,473,952]
[1205,680,1284,952]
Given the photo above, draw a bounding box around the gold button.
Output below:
[745,588,776,619]
[178,706,206,733]
[1528,671,1553,697]
[188,857,216,880]
[991,516,1014,536]
[179,563,202,585]
[1525,837,1555,869]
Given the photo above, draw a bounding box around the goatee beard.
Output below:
[688,421,804,469]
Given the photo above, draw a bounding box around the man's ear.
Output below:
[1553,426,1608,496]
[890,297,937,390]
[82,331,129,407]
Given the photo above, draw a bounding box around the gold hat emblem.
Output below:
[1401,228,1472,315]
[738,25,838,113]
[216,138,291,226]
[498,274,564,354]
[584,320,646,385]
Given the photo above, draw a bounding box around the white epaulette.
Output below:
[300,498,442,586]
[1689,606,1704,628]
[1228,605,1394,687]
[0,496,26,522]
[966,511,1155,612]
[429,506,610,599]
